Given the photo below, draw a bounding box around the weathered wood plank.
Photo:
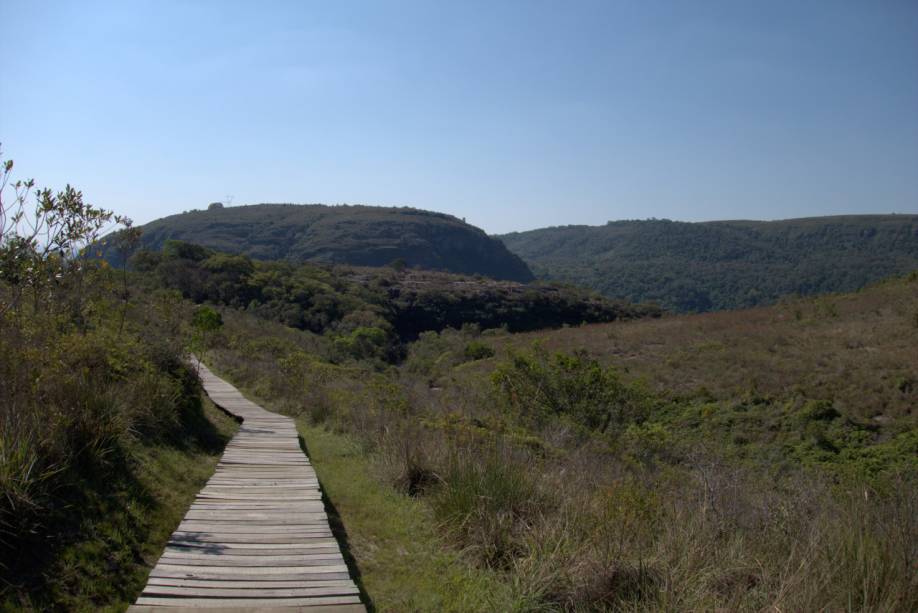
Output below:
[149,569,354,582]
[179,517,328,533]
[151,562,348,575]
[146,577,355,588]
[129,603,365,612]
[135,595,362,606]
[165,546,342,556]
[159,552,345,564]
[166,538,338,555]
[142,584,359,597]
[170,532,336,544]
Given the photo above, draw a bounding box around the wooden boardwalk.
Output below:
[129,362,364,612]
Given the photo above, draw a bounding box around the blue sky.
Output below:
[2,0,916,234]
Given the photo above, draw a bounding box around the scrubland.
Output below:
[0,268,239,610]
[204,272,918,611]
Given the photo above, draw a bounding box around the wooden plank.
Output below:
[146,577,355,588]
[165,546,342,556]
[155,557,345,568]
[158,555,346,566]
[142,584,359,597]
[188,504,325,511]
[170,533,335,545]
[135,595,362,607]
[203,482,318,486]
[166,541,339,550]
[196,492,321,497]
[129,603,366,612]
[152,563,348,575]
[178,520,331,527]
[149,569,353,582]
[185,509,327,517]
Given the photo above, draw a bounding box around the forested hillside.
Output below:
[500,215,918,312]
[132,240,657,355]
[115,203,534,282]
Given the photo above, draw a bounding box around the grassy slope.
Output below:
[495,272,918,422]
[1,398,238,612]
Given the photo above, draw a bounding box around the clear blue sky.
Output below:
[2,0,916,234]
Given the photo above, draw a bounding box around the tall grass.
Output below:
[202,278,918,611]
[431,448,548,569]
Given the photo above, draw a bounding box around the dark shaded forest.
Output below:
[131,240,658,360]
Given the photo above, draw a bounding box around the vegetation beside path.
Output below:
[0,151,239,611]
[297,423,523,612]
[203,272,917,612]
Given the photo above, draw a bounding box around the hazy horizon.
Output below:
[2,0,917,234]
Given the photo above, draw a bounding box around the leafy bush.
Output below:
[463,340,495,361]
[491,346,649,432]
[334,326,389,361]
[799,399,840,422]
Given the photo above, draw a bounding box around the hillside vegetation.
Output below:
[117,203,534,281]
[0,152,238,610]
[131,240,657,352]
[203,271,918,611]
[500,215,918,312]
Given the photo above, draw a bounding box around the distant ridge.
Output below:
[126,203,534,282]
[499,214,918,312]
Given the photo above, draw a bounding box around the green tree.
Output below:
[1,145,126,323]
[191,305,223,365]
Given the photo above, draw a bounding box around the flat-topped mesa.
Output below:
[129,362,365,612]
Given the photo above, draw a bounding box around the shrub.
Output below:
[491,346,649,432]
[334,326,389,361]
[463,340,495,361]
[799,399,840,422]
[162,239,212,262]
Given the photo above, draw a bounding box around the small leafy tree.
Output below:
[191,305,223,366]
[334,326,389,361]
[464,340,495,361]
[114,221,142,334]
[0,145,127,321]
